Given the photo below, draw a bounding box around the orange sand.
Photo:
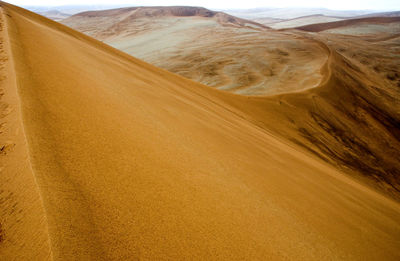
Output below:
[1,3,400,260]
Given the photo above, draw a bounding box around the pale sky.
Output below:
[7,0,400,11]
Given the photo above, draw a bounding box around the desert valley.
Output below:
[1,1,400,260]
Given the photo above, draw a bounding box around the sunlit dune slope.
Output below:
[62,6,400,200]
[0,6,52,260]
[62,7,326,95]
[1,2,400,260]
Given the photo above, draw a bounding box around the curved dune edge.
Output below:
[61,7,328,96]
[219,36,400,198]
[1,2,400,260]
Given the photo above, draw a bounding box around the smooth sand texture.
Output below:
[62,7,400,199]
[1,3,400,261]
[0,7,52,260]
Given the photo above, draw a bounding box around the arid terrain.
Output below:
[62,6,400,197]
[223,7,373,20]
[266,15,344,29]
[62,7,327,95]
[1,2,400,261]
[296,16,400,34]
[37,10,70,21]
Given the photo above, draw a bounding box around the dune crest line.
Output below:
[0,4,53,260]
[1,2,400,260]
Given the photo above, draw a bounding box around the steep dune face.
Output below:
[62,7,400,199]
[1,3,400,261]
[221,44,400,198]
[62,7,325,95]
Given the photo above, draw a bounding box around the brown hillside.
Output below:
[296,16,400,32]
[62,7,322,95]
[69,6,268,28]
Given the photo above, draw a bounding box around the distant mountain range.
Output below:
[25,5,400,22]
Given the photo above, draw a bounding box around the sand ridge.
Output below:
[1,2,400,260]
[62,7,326,95]
[0,6,52,260]
[63,6,400,198]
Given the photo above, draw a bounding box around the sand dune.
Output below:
[296,16,400,35]
[62,7,326,95]
[38,10,70,21]
[1,2,400,260]
[266,15,344,29]
[357,11,400,18]
[64,6,268,34]
[220,35,400,198]
[62,6,400,198]
[223,8,372,20]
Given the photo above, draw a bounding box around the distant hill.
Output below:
[296,16,400,34]
[266,14,344,29]
[223,7,375,20]
[68,6,269,28]
[38,10,70,21]
[24,4,132,15]
[357,11,400,18]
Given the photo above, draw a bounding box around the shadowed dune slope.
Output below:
[1,2,400,260]
[219,41,400,199]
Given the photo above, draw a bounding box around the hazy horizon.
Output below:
[8,0,400,11]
